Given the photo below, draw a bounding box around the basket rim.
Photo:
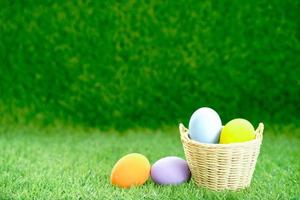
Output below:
[179,123,264,148]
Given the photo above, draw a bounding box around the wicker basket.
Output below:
[179,123,264,191]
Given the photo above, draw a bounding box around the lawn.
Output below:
[0,124,299,200]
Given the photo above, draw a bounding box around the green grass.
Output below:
[0,124,299,199]
[1,0,300,129]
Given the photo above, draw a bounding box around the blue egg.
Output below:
[188,107,222,144]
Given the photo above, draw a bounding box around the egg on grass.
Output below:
[110,153,150,188]
[150,156,191,185]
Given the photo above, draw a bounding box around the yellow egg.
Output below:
[219,119,255,144]
[110,153,150,188]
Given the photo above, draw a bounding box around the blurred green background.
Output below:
[1,0,299,129]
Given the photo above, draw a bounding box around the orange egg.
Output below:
[110,153,150,188]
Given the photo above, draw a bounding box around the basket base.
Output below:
[193,178,251,191]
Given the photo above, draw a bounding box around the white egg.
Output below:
[188,107,222,144]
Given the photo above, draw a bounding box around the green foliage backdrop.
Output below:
[1,0,299,129]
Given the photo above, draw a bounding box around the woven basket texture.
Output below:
[179,123,264,191]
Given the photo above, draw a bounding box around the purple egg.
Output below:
[151,156,191,185]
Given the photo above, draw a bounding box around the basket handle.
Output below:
[256,122,264,141]
[179,123,189,141]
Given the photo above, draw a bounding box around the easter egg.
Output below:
[110,153,150,188]
[219,118,255,144]
[150,156,191,185]
[188,107,222,143]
